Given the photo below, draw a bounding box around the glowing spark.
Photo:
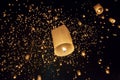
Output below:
[62,47,67,52]
[81,51,86,57]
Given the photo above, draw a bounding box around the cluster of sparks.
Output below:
[0,0,120,80]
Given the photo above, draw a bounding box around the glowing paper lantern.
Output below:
[25,54,30,60]
[51,25,74,57]
[37,75,42,80]
[109,18,116,24]
[93,3,104,15]
[77,70,81,76]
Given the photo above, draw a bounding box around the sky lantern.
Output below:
[109,18,116,24]
[51,25,74,57]
[93,3,104,15]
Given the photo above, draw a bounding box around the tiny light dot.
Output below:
[118,25,120,29]
[77,70,81,76]
[37,75,42,80]
[105,8,109,11]
[101,16,105,19]
[81,51,86,57]
[105,69,110,74]
[107,66,110,69]
[13,75,17,79]
[82,15,86,18]
[98,59,102,64]
[31,27,35,31]
[78,21,82,26]
[60,62,62,66]
[32,78,35,80]
[25,54,30,60]
[112,33,117,37]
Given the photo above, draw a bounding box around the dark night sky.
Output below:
[0,0,120,80]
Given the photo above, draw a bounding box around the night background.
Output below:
[0,0,120,80]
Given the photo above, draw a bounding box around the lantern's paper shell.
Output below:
[93,3,103,15]
[51,25,74,57]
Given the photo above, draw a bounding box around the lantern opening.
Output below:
[54,43,74,56]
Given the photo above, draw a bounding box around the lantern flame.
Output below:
[62,47,67,52]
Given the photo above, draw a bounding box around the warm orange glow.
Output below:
[105,66,110,74]
[25,54,30,60]
[51,25,74,57]
[13,75,17,79]
[81,51,86,57]
[105,69,110,74]
[93,3,104,15]
[109,18,116,24]
[77,70,81,76]
[37,75,42,80]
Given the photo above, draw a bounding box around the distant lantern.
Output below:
[93,3,104,15]
[25,54,30,60]
[51,25,74,57]
[109,18,116,24]
[77,70,81,76]
[37,75,42,80]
